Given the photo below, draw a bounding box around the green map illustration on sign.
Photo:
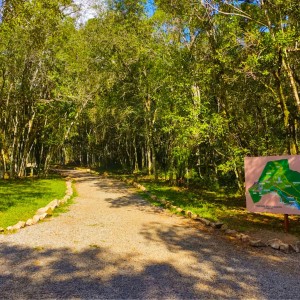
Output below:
[249,159,300,210]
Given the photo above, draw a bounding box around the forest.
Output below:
[0,0,300,191]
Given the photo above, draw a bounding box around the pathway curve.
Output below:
[1,170,300,299]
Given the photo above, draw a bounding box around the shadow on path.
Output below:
[1,243,206,299]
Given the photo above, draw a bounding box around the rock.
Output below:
[266,238,283,250]
[0,227,4,232]
[66,190,73,196]
[33,215,41,223]
[279,243,290,253]
[210,222,223,229]
[250,239,267,247]
[26,219,34,226]
[64,195,71,201]
[38,213,48,220]
[289,243,300,253]
[15,221,26,229]
[171,205,177,209]
[185,211,193,218]
[198,218,211,226]
[225,229,237,235]
[241,234,250,242]
[214,222,224,229]
[6,226,14,231]
[48,199,59,208]
[150,195,158,200]
[46,206,54,215]
[165,201,171,208]
[210,222,217,228]
[236,233,250,242]
[176,208,183,213]
[160,200,167,205]
[191,213,199,220]
[221,224,228,231]
[140,186,147,192]
[37,206,53,216]
[36,207,47,215]
[59,199,66,205]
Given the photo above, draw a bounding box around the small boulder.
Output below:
[191,213,199,220]
[176,208,183,213]
[221,224,228,231]
[236,233,250,242]
[214,222,224,229]
[47,205,56,214]
[66,190,73,196]
[250,239,267,247]
[266,238,282,250]
[6,226,14,231]
[66,181,72,187]
[26,219,34,226]
[140,186,147,192]
[225,229,237,235]
[37,206,53,216]
[0,227,4,232]
[38,213,48,220]
[150,195,158,201]
[36,207,48,215]
[58,199,66,205]
[33,215,41,223]
[48,200,59,208]
[198,218,211,226]
[16,221,26,229]
[289,243,300,253]
[185,211,193,218]
[279,243,290,253]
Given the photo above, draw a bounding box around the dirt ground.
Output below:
[1,170,300,299]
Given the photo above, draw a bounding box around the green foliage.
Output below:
[137,177,300,236]
[1,0,300,193]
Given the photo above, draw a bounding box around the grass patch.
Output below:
[0,176,66,228]
[124,176,300,237]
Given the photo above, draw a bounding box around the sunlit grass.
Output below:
[132,177,300,236]
[0,177,66,228]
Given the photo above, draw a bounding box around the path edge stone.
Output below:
[4,178,74,234]
[117,175,300,255]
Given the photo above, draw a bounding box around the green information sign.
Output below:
[245,156,300,215]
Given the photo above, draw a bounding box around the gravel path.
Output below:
[1,170,300,299]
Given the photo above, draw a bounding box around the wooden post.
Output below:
[284,214,289,233]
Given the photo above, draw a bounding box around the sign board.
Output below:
[245,155,300,215]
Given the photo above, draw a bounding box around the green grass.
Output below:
[126,176,300,237]
[0,176,66,228]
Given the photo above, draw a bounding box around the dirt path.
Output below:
[1,170,300,299]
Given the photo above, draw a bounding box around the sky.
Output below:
[0,0,156,23]
[75,0,157,23]
[73,0,104,24]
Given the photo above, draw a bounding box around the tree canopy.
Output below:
[1,0,300,190]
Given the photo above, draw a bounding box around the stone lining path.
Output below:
[1,170,300,299]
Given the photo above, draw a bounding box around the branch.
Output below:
[203,0,268,28]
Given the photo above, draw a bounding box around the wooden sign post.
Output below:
[284,214,289,233]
